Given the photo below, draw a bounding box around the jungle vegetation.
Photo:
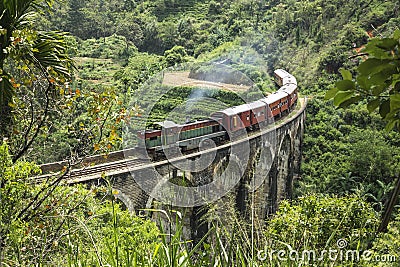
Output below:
[1,0,400,266]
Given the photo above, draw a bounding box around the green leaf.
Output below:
[364,39,398,59]
[324,87,339,100]
[356,74,369,91]
[372,85,386,96]
[333,91,354,106]
[390,94,400,110]
[385,119,397,131]
[339,68,352,80]
[393,29,400,41]
[335,80,355,91]
[377,38,398,50]
[358,59,391,75]
[379,99,390,118]
[338,96,362,108]
[367,99,380,113]
[369,70,393,87]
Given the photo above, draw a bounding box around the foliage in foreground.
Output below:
[0,142,160,266]
[326,30,400,131]
[2,143,387,266]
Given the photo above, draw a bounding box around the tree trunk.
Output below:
[377,174,400,233]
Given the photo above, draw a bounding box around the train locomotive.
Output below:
[137,69,298,159]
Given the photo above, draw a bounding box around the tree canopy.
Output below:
[0,0,74,161]
[326,30,400,131]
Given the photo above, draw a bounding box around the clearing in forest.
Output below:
[162,71,252,92]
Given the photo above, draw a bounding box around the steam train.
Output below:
[137,69,298,159]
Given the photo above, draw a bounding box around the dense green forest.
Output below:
[1,0,400,266]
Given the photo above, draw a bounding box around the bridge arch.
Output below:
[271,133,293,212]
[113,189,135,211]
[245,143,276,223]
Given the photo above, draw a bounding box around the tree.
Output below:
[0,142,160,265]
[325,29,400,233]
[264,195,378,264]
[164,45,188,66]
[0,0,74,162]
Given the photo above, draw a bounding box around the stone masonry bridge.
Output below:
[36,98,306,239]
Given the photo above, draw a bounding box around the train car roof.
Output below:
[281,76,297,86]
[182,119,214,127]
[141,129,161,134]
[280,83,297,95]
[274,69,291,79]
[248,100,267,110]
[154,119,214,129]
[260,91,288,105]
[154,120,179,129]
[212,103,253,117]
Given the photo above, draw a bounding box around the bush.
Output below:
[265,195,378,255]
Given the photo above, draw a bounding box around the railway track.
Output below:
[33,158,147,184]
[32,98,306,184]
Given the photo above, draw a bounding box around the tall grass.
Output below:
[60,195,270,267]
[3,184,379,266]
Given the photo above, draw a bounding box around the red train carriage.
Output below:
[260,91,289,118]
[137,69,298,159]
[211,104,251,132]
[210,100,272,133]
[248,100,270,126]
[274,69,292,87]
[281,84,298,110]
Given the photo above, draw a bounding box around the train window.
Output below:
[233,116,238,127]
[150,136,158,141]
[246,115,250,121]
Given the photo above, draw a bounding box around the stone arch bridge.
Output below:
[37,98,306,238]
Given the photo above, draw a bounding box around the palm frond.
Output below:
[30,31,75,77]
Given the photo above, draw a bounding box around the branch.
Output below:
[21,94,35,151]
[348,53,369,59]
[371,24,384,38]
[16,165,71,222]
[96,103,114,144]
[377,174,400,233]
[41,190,94,254]
[12,70,53,163]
